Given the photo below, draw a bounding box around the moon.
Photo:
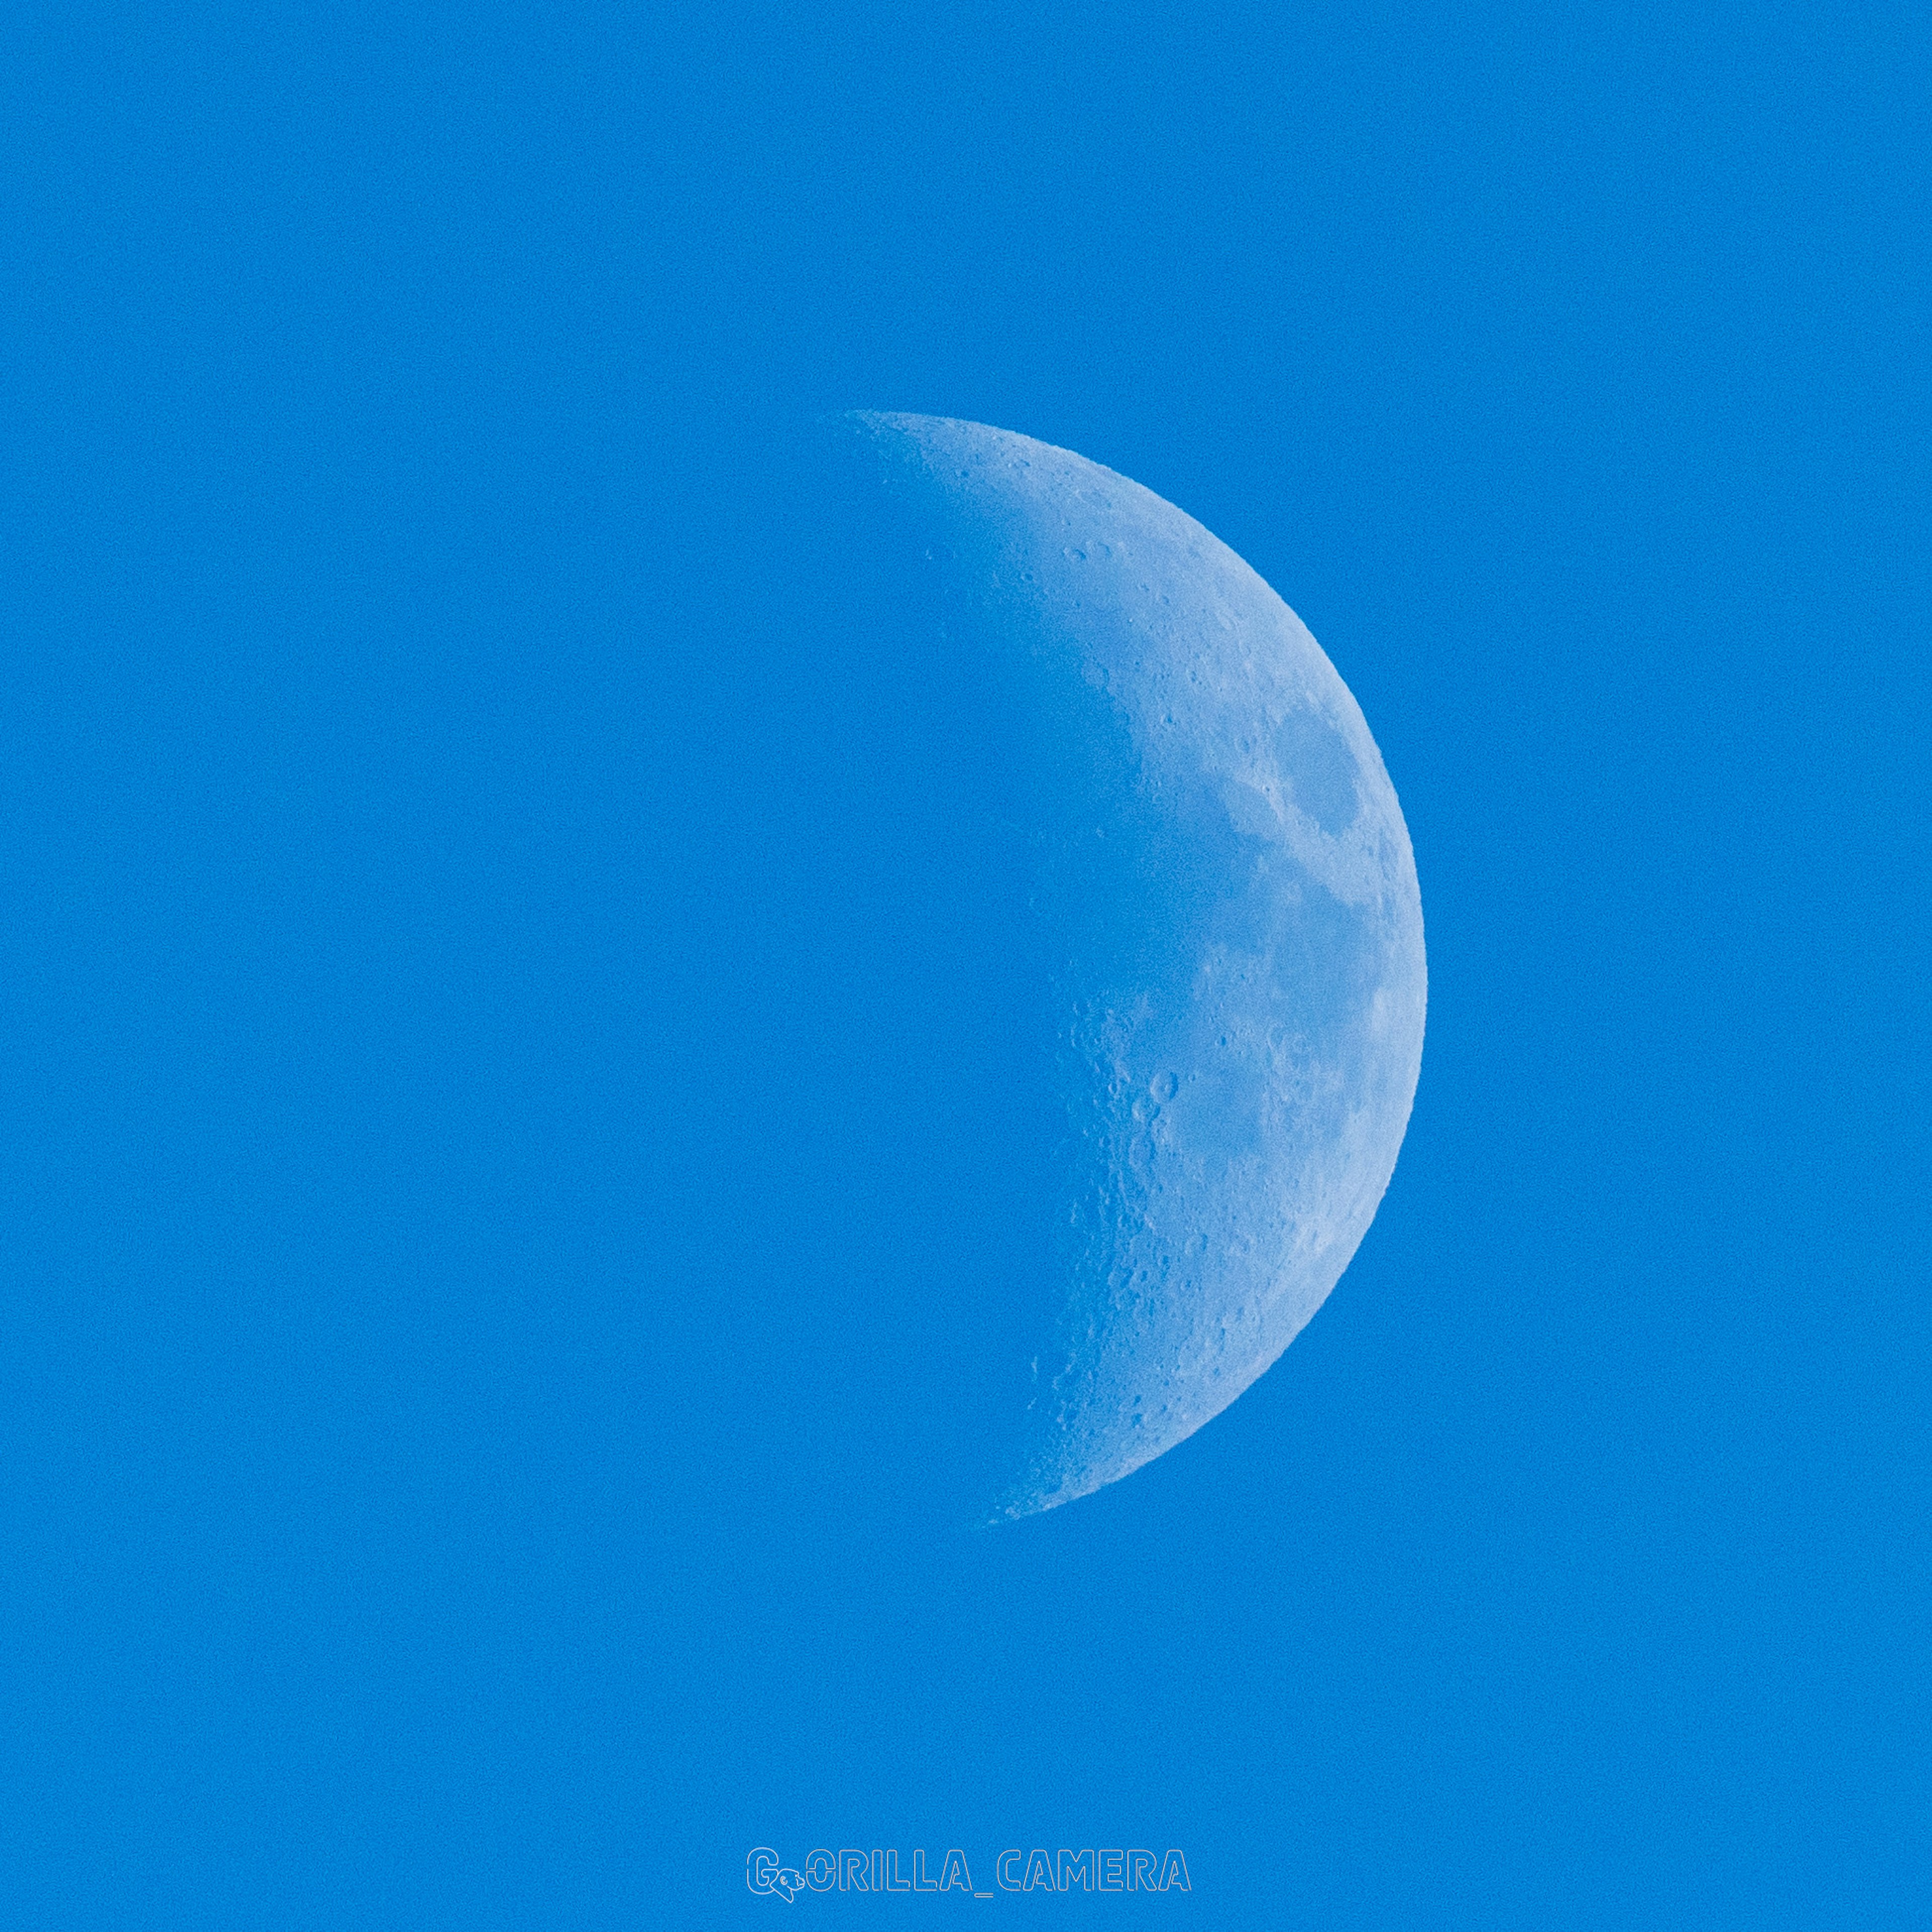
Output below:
[834,413,1426,1520]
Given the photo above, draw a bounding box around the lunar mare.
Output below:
[841,413,1426,1519]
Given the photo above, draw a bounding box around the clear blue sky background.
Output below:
[5,5,1926,1927]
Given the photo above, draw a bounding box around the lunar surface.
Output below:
[838,413,1426,1519]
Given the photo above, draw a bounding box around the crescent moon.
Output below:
[840,413,1426,1519]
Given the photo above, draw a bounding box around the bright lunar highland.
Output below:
[840,413,1426,1519]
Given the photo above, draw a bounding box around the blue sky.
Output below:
[5,4,1927,1926]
